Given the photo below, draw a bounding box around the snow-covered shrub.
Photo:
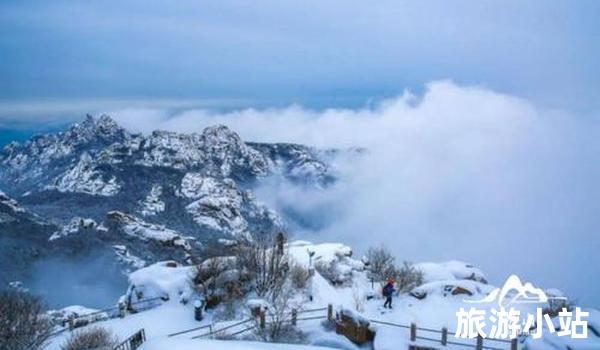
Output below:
[365,246,397,284]
[290,263,310,289]
[255,287,304,343]
[0,289,53,350]
[396,261,424,294]
[60,326,118,350]
[194,256,239,302]
[351,281,366,312]
[218,281,245,320]
[234,235,290,298]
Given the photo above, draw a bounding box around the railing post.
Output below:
[410,323,416,342]
[291,308,297,326]
[511,338,518,350]
[441,327,447,346]
[476,334,483,350]
[327,304,333,322]
[194,300,203,321]
[119,301,126,318]
[260,311,266,330]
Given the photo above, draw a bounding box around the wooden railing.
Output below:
[369,319,518,350]
[48,297,165,339]
[113,329,146,350]
[166,305,333,339]
[161,303,522,350]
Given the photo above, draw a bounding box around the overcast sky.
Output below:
[1,0,599,132]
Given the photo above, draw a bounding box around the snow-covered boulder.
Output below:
[125,261,196,305]
[334,307,374,344]
[414,261,487,284]
[288,241,364,285]
[288,241,360,268]
[409,279,494,300]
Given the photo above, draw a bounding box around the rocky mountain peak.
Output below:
[200,124,243,148]
[68,114,129,144]
[0,115,130,174]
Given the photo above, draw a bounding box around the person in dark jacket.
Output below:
[382,278,396,309]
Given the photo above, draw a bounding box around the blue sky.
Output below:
[1,0,599,135]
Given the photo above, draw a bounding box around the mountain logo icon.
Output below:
[467,275,549,307]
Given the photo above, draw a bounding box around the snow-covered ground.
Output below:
[45,241,600,350]
[142,339,337,350]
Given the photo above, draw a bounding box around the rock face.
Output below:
[47,152,121,196]
[0,115,339,296]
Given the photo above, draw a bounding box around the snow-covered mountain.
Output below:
[0,115,342,297]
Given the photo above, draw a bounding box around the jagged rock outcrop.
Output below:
[105,211,192,251]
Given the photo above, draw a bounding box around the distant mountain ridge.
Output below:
[0,115,345,297]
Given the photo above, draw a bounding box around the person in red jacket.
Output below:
[382,277,396,309]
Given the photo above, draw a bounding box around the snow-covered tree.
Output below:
[0,290,53,350]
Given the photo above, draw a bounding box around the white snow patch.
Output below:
[0,190,25,213]
[49,217,97,241]
[141,339,336,350]
[108,211,191,250]
[47,152,120,196]
[113,245,146,270]
[139,184,165,216]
